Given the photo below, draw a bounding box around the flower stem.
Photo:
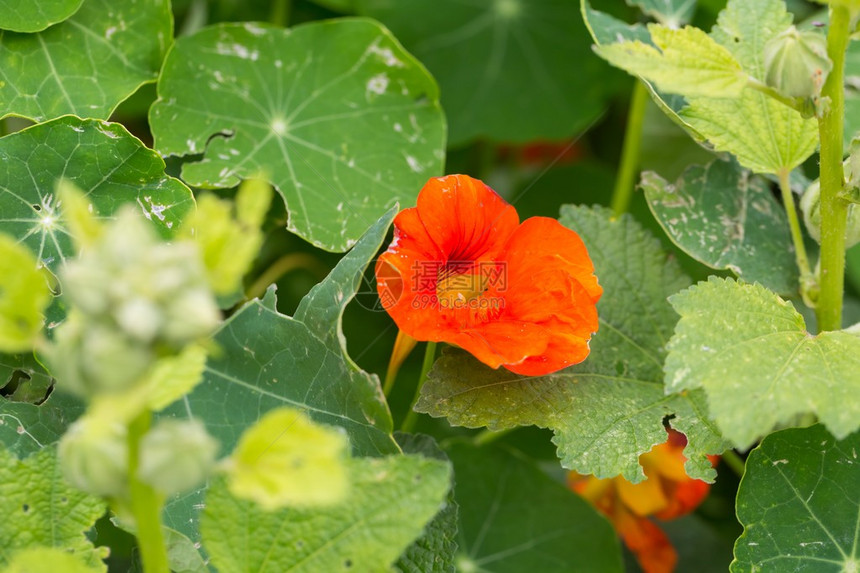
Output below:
[746,77,805,114]
[473,427,516,446]
[721,449,745,478]
[245,253,328,302]
[399,342,436,433]
[270,0,291,27]
[127,410,169,573]
[383,330,418,397]
[777,168,816,303]
[610,80,648,216]
[816,4,851,331]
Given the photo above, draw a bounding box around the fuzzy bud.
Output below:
[800,179,860,248]
[137,419,219,496]
[58,416,128,497]
[763,26,831,99]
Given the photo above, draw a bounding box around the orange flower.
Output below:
[568,430,716,573]
[375,174,602,376]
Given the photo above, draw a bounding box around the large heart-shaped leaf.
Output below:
[448,443,623,573]
[0,0,172,121]
[356,0,622,145]
[150,19,445,252]
[416,205,728,482]
[161,208,399,540]
[732,425,860,572]
[641,158,798,295]
[0,0,83,32]
[665,277,860,449]
[0,116,193,277]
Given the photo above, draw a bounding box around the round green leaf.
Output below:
[0,0,172,122]
[150,19,445,252]
[356,0,620,145]
[447,443,623,573]
[732,425,860,572]
[0,116,193,277]
[0,0,83,33]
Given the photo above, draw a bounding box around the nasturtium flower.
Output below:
[375,174,602,376]
[568,430,716,573]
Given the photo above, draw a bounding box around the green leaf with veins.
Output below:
[416,205,728,483]
[150,19,444,252]
[160,208,399,541]
[732,425,860,573]
[666,277,860,449]
[595,24,746,98]
[0,0,172,121]
[394,433,458,573]
[588,0,818,174]
[0,0,83,32]
[0,116,193,278]
[0,353,53,404]
[641,158,799,295]
[627,0,696,26]
[1,547,101,573]
[356,0,621,145]
[0,392,83,458]
[447,443,622,573]
[581,0,704,142]
[203,454,451,573]
[0,447,107,570]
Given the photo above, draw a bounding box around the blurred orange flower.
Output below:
[375,174,602,376]
[568,430,716,573]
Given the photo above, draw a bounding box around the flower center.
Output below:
[435,262,504,321]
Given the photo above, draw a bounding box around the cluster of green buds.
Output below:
[46,187,226,501]
[763,25,831,100]
[49,207,220,397]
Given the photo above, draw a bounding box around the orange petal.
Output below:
[490,217,601,374]
[448,319,549,370]
[502,217,602,304]
[415,175,519,263]
[655,478,711,521]
[617,475,670,517]
[614,509,678,573]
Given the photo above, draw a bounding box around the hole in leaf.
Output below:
[1,370,31,397]
[22,504,29,513]
[32,204,41,211]
[344,559,353,569]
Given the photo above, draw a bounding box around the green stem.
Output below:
[245,253,328,301]
[399,342,436,433]
[746,77,805,113]
[816,5,852,331]
[777,168,816,303]
[270,0,291,27]
[721,449,746,478]
[127,411,169,573]
[473,427,515,446]
[610,80,649,216]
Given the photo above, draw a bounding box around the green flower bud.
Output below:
[137,419,219,495]
[48,313,153,397]
[58,415,128,497]
[800,179,860,247]
[763,26,831,98]
[61,207,220,349]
